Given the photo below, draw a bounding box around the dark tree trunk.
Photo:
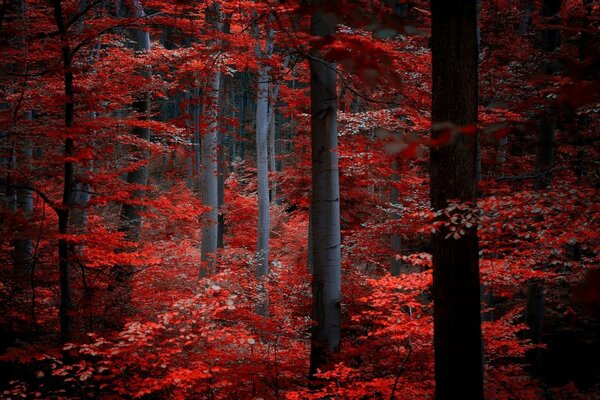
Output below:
[308,2,341,378]
[53,0,75,342]
[430,1,484,399]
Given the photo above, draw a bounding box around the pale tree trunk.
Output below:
[237,72,249,163]
[308,3,341,378]
[199,3,222,277]
[255,25,274,280]
[430,1,483,399]
[192,87,201,191]
[217,101,225,249]
[201,71,221,276]
[268,109,276,202]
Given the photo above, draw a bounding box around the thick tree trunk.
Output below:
[308,4,341,378]
[430,1,484,399]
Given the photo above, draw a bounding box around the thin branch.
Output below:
[306,53,404,107]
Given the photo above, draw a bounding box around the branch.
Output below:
[495,166,567,182]
[14,185,59,213]
[306,53,404,108]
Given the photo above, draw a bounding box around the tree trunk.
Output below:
[201,70,221,276]
[237,72,248,163]
[255,25,274,280]
[390,158,403,276]
[268,108,277,202]
[200,3,222,277]
[430,1,483,399]
[217,127,225,249]
[53,0,75,342]
[308,3,342,378]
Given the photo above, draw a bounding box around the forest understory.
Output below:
[0,0,599,399]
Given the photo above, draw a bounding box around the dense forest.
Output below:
[0,0,599,398]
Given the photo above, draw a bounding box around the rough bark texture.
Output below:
[430,1,484,399]
[308,4,341,378]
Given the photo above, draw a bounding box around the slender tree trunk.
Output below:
[201,70,221,276]
[200,3,222,277]
[268,110,276,201]
[238,72,248,163]
[255,25,273,280]
[192,87,201,191]
[217,109,225,249]
[430,1,483,399]
[308,3,341,378]
[53,0,75,342]
[390,158,402,276]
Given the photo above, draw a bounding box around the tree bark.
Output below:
[53,0,75,342]
[201,70,221,276]
[390,158,403,276]
[308,3,341,378]
[430,1,484,399]
[200,3,222,277]
[255,25,273,280]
